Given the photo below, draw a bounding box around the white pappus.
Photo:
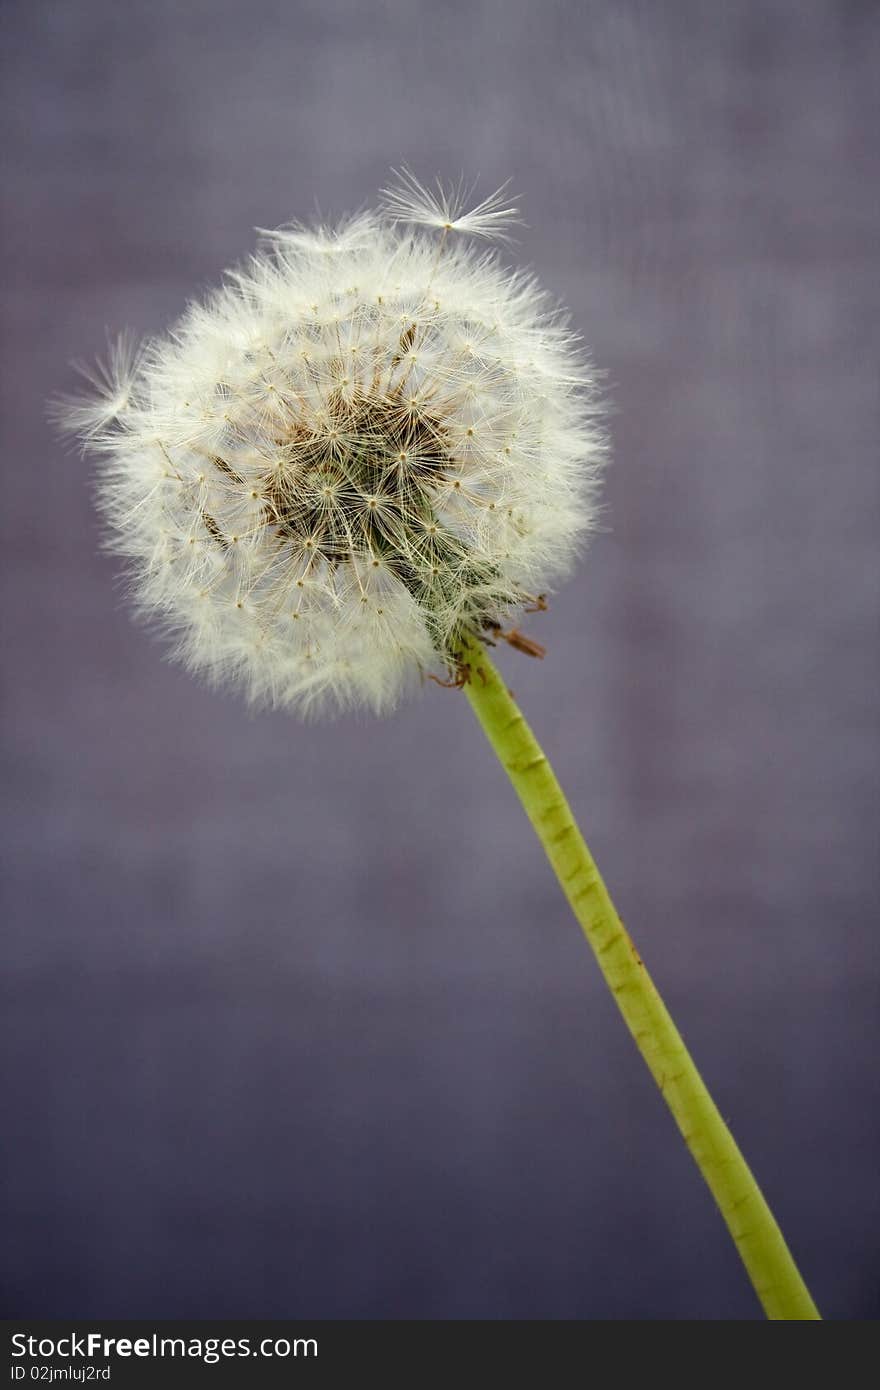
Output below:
[60,174,606,715]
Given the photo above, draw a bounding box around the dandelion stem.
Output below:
[459,633,820,1321]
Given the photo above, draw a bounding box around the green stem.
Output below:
[459,634,820,1320]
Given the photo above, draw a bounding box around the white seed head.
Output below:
[59,178,606,716]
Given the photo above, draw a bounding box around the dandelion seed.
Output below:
[380,168,521,241]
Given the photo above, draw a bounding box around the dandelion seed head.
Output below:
[60,179,606,715]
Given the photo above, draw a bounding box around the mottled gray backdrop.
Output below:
[2,0,877,1320]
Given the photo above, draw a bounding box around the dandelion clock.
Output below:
[59,172,819,1320]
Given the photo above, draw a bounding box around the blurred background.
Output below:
[2,0,877,1320]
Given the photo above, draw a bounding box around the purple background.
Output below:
[2,0,878,1319]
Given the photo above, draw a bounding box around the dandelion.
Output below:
[60,175,819,1319]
